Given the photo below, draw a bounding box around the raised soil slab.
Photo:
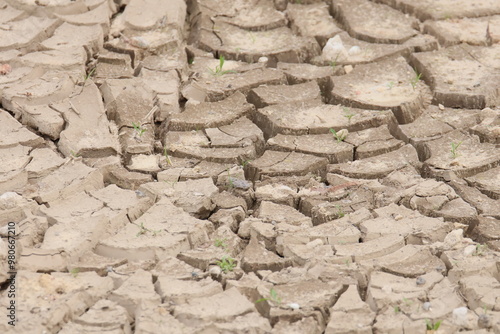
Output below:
[266,133,353,164]
[329,56,428,124]
[254,100,396,139]
[247,81,321,109]
[245,150,329,181]
[411,44,500,109]
[383,0,500,21]
[201,21,321,65]
[327,144,419,179]
[421,130,500,178]
[169,92,254,131]
[424,15,500,46]
[287,2,342,47]
[312,32,409,66]
[332,0,419,44]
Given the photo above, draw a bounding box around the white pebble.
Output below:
[348,46,361,55]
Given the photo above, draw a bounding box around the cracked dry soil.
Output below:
[0,0,500,333]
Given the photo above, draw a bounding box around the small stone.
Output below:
[229,177,252,190]
[348,46,361,56]
[452,307,468,326]
[0,64,12,75]
[423,302,431,311]
[416,277,426,286]
[478,314,491,328]
[438,104,445,110]
[288,303,300,310]
[258,57,268,63]
[344,65,353,74]
[209,265,222,277]
[463,245,476,256]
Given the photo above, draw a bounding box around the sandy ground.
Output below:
[1,0,500,333]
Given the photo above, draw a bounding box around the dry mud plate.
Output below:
[1,0,500,333]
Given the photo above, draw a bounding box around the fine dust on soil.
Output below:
[0,0,500,333]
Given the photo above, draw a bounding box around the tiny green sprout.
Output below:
[70,150,81,158]
[240,160,251,167]
[343,107,355,122]
[330,128,348,142]
[83,67,96,82]
[248,32,256,43]
[255,287,282,306]
[330,54,340,72]
[402,297,413,306]
[214,238,228,249]
[208,56,235,76]
[387,81,395,90]
[226,168,235,189]
[132,122,147,137]
[70,268,80,278]
[336,204,345,218]
[216,255,236,273]
[345,259,351,267]
[474,243,488,256]
[426,319,442,331]
[450,141,462,158]
[410,71,422,90]
[188,57,194,65]
[394,305,400,314]
[136,222,161,237]
[163,146,173,166]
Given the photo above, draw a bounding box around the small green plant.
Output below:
[188,57,194,65]
[132,122,147,137]
[345,259,351,267]
[214,238,228,249]
[240,160,251,167]
[330,54,340,72]
[70,150,81,158]
[394,305,400,314]
[248,32,256,43]
[474,243,488,256]
[255,287,282,306]
[336,205,345,218]
[70,268,80,278]
[208,56,235,76]
[216,255,236,273]
[136,222,161,237]
[402,297,413,306]
[163,146,173,166]
[387,81,395,90]
[450,141,462,158]
[410,71,422,90]
[330,128,348,142]
[426,319,442,331]
[226,168,235,189]
[82,67,96,83]
[343,107,355,122]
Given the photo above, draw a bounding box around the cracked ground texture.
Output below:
[0,0,500,333]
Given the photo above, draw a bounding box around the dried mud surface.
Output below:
[0,0,500,333]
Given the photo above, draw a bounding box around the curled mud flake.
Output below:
[0,64,11,75]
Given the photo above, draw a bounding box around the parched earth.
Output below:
[1,0,500,333]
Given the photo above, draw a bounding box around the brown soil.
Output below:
[0,0,500,333]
